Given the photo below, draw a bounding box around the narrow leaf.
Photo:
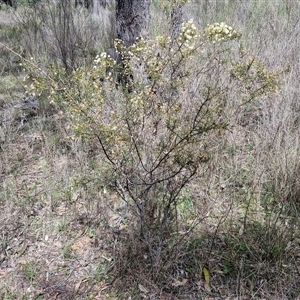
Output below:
[203,267,210,284]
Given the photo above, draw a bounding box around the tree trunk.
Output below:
[116,0,151,47]
[170,3,183,42]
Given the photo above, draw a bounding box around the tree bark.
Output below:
[116,0,151,47]
[170,3,183,42]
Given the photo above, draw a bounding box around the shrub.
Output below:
[26,20,279,279]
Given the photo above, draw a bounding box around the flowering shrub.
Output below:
[205,22,241,41]
[26,20,279,275]
[177,20,198,52]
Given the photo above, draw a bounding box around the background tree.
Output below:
[116,0,151,47]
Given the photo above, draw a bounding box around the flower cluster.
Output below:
[178,20,198,51]
[94,52,108,65]
[204,22,241,42]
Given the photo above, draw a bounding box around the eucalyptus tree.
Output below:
[116,0,151,46]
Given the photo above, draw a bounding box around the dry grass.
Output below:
[1,1,300,299]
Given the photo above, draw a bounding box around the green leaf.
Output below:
[203,267,210,284]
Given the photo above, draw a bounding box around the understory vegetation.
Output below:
[1,1,300,299]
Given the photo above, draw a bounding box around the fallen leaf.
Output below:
[74,279,82,294]
[203,267,210,284]
[171,278,188,287]
[138,284,149,294]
